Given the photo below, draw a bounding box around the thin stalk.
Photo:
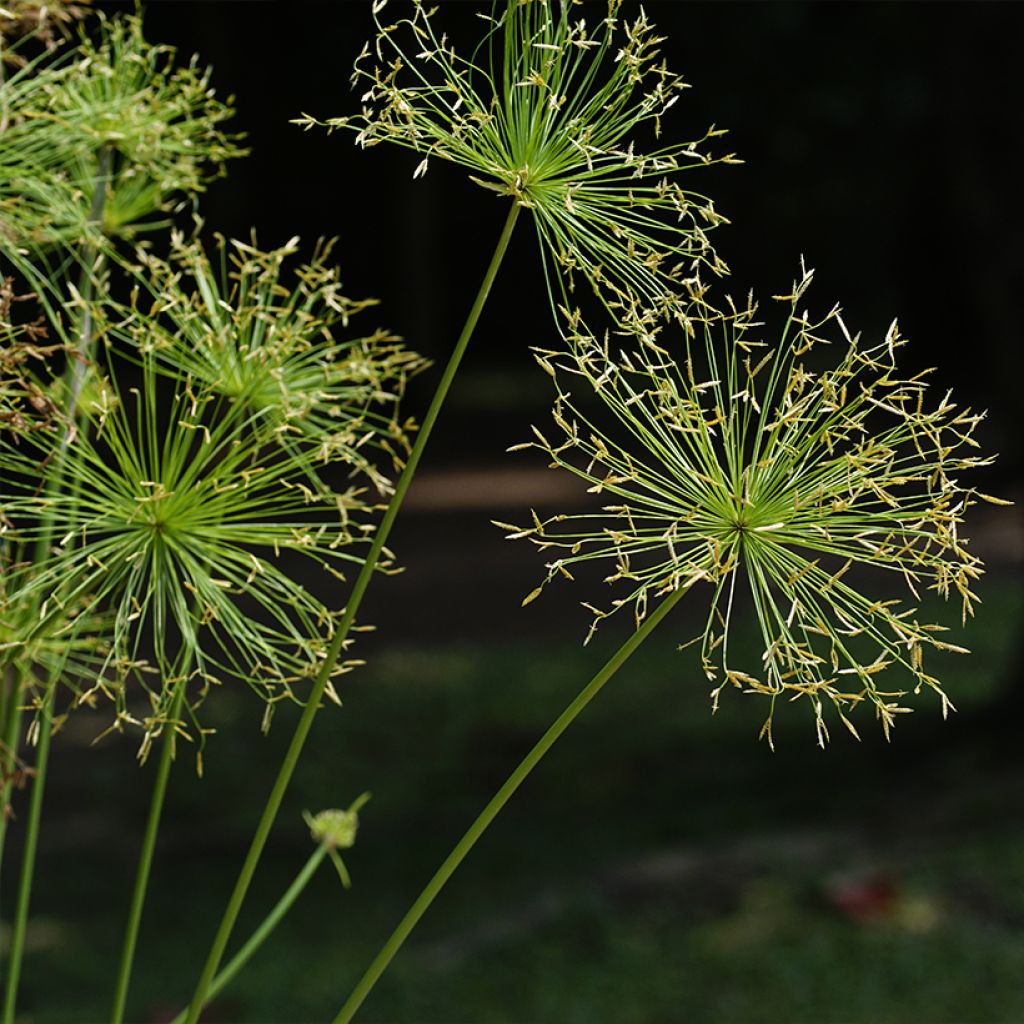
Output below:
[168,845,329,1024]
[109,677,188,1024]
[184,200,523,1023]
[1,687,55,1024]
[334,584,689,1024]
[0,151,111,984]
[0,666,9,746]
[0,662,23,992]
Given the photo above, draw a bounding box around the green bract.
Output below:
[505,267,998,746]
[298,0,736,327]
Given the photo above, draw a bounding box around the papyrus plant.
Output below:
[297,0,737,328]
[327,269,1001,1023]
[0,10,416,1020]
[1,18,247,1011]
[3,332,378,748]
[508,267,995,746]
[0,233,425,1017]
[2,236,423,735]
[0,1,999,1021]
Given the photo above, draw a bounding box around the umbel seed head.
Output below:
[297,0,739,329]
[504,265,1002,747]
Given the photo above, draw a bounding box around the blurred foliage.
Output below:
[7,572,1022,1021]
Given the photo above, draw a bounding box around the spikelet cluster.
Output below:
[0,0,91,55]
[0,241,425,751]
[298,0,737,326]
[504,267,1000,745]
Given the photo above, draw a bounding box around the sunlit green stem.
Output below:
[334,584,688,1024]
[169,845,328,1024]
[109,678,189,1024]
[184,200,522,1024]
[1,688,55,1024]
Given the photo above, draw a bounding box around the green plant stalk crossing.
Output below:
[184,200,522,1023]
[109,678,189,1024]
[169,844,328,1024]
[334,583,689,1023]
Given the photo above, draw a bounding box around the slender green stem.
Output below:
[0,151,111,991]
[0,663,24,993]
[184,200,523,1023]
[169,845,328,1024]
[109,678,188,1024]
[0,667,9,750]
[334,584,689,1024]
[1,688,55,1024]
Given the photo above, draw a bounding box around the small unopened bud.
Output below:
[304,792,370,850]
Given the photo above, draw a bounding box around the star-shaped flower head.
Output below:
[505,266,1003,746]
[298,0,737,328]
[1,244,424,751]
[2,347,377,751]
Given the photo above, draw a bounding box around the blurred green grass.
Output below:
[6,574,1023,1023]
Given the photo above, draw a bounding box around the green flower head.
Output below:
[3,350,375,743]
[1,242,424,746]
[304,792,371,889]
[298,0,737,326]
[505,267,1002,746]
